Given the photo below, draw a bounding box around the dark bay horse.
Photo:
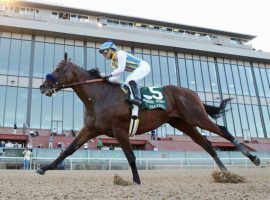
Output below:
[37,53,260,184]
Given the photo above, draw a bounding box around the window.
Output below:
[193,60,204,92]
[16,88,28,126]
[4,87,17,127]
[201,61,213,92]
[186,59,196,91]
[30,89,42,128]
[86,47,96,70]
[33,42,44,78]
[8,39,21,76]
[63,91,73,130]
[253,67,265,97]
[0,86,6,125]
[51,11,58,18]
[0,38,10,75]
[19,40,31,76]
[217,62,228,94]
[178,58,188,88]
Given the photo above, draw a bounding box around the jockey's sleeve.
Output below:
[111,51,127,76]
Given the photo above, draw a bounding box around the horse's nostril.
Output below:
[40,84,46,93]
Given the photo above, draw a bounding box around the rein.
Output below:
[60,79,103,89]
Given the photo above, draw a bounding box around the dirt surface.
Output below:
[0,168,269,200]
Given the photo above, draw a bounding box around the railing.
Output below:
[0,157,269,170]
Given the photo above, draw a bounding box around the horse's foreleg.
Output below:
[113,126,140,184]
[169,119,227,172]
[36,126,98,175]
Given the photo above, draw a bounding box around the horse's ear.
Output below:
[64,52,68,62]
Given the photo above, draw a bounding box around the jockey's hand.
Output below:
[103,74,112,81]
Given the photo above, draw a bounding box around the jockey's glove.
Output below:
[103,74,113,81]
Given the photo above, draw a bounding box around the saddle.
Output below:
[121,85,167,137]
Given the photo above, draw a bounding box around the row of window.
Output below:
[1,3,219,41]
[0,37,269,138]
[0,5,39,15]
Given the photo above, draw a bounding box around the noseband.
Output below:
[45,73,103,93]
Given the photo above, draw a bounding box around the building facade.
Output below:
[0,1,270,139]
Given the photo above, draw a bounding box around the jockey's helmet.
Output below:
[99,41,117,54]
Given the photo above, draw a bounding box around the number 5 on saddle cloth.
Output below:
[122,86,167,137]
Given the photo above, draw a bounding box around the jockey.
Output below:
[99,41,151,106]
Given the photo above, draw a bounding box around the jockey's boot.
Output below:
[126,80,142,106]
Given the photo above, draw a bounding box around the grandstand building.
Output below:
[0,0,270,148]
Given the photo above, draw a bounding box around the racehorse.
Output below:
[37,53,260,184]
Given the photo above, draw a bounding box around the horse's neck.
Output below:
[72,71,121,108]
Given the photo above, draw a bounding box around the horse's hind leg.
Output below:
[169,119,227,172]
[112,126,140,184]
[196,117,260,166]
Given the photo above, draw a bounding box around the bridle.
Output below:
[45,73,103,94]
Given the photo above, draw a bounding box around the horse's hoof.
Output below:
[252,156,260,166]
[36,168,45,175]
[133,179,141,185]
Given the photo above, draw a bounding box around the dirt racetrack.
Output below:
[0,168,269,200]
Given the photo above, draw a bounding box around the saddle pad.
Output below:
[140,86,167,110]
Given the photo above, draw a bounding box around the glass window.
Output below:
[185,59,196,91]
[217,62,228,94]
[63,91,73,130]
[225,105,235,136]
[43,43,54,77]
[75,46,84,67]
[8,39,21,76]
[201,61,211,92]
[253,67,265,97]
[95,48,106,73]
[245,105,258,138]
[30,89,42,128]
[231,64,242,95]
[168,57,178,85]
[151,55,161,86]
[0,38,10,75]
[261,106,270,138]
[193,60,204,92]
[54,44,65,69]
[253,105,264,138]
[0,86,6,125]
[231,104,242,137]
[178,58,188,88]
[87,47,96,70]
[16,87,28,126]
[238,65,250,96]
[224,64,235,94]
[245,66,256,96]
[208,61,219,93]
[159,56,170,85]
[65,45,74,61]
[74,95,83,130]
[33,42,44,78]
[238,104,249,137]
[143,54,153,86]
[41,95,52,129]
[260,68,270,98]
[19,40,31,76]
[4,87,17,127]
[52,91,63,122]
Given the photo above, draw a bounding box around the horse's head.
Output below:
[40,53,75,96]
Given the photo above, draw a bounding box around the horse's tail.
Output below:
[203,98,232,119]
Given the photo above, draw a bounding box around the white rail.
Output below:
[0,157,269,170]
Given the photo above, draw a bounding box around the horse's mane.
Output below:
[87,68,102,78]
